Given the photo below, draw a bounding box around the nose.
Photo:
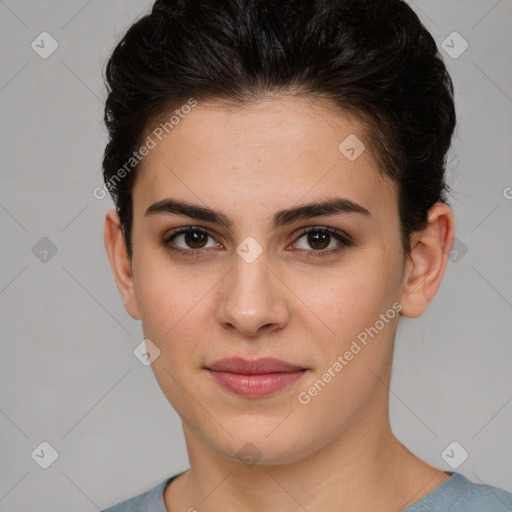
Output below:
[215,250,290,337]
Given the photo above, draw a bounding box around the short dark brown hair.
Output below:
[102,0,456,259]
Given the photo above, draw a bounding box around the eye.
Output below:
[162,227,221,256]
[290,226,353,257]
[161,225,353,259]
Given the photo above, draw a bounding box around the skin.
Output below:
[104,95,455,512]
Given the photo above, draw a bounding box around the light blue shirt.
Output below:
[101,471,512,511]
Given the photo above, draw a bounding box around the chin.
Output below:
[211,422,315,467]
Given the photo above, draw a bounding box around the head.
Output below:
[103,0,456,466]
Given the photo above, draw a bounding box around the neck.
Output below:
[165,389,448,511]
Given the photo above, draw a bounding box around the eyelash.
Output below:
[161,226,353,259]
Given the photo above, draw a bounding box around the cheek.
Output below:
[294,253,402,409]
[295,258,396,341]
[133,266,210,411]
[133,263,193,343]
[292,263,399,434]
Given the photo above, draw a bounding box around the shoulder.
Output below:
[406,472,512,511]
[101,476,172,512]
[455,475,512,510]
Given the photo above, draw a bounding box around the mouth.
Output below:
[204,357,308,397]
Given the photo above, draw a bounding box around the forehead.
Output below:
[132,96,397,223]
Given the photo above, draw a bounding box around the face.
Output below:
[114,96,412,465]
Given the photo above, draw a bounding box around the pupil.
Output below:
[185,231,207,248]
[308,231,330,250]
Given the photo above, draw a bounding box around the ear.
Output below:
[399,203,455,318]
[104,209,141,320]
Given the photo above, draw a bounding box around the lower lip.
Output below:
[207,370,306,397]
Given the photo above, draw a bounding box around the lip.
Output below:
[207,357,306,374]
[205,357,308,397]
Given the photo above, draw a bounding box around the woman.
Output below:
[100,0,512,510]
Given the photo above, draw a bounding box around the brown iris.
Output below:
[184,230,209,249]
[307,231,330,250]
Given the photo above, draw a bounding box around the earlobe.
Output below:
[399,203,455,318]
[104,209,141,320]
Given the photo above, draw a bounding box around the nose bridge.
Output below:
[216,246,289,335]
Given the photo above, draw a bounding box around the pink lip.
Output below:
[207,357,305,374]
[205,357,307,397]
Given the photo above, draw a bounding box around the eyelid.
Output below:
[288,225,353,257]
[163,225,222,247]
[294,225,353,244]
[161,226,221,259]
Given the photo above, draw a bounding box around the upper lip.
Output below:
[206,357,306,374]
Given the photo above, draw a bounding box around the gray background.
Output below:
[0,0,511,510]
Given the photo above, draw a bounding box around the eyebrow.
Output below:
[144,197,371,229]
